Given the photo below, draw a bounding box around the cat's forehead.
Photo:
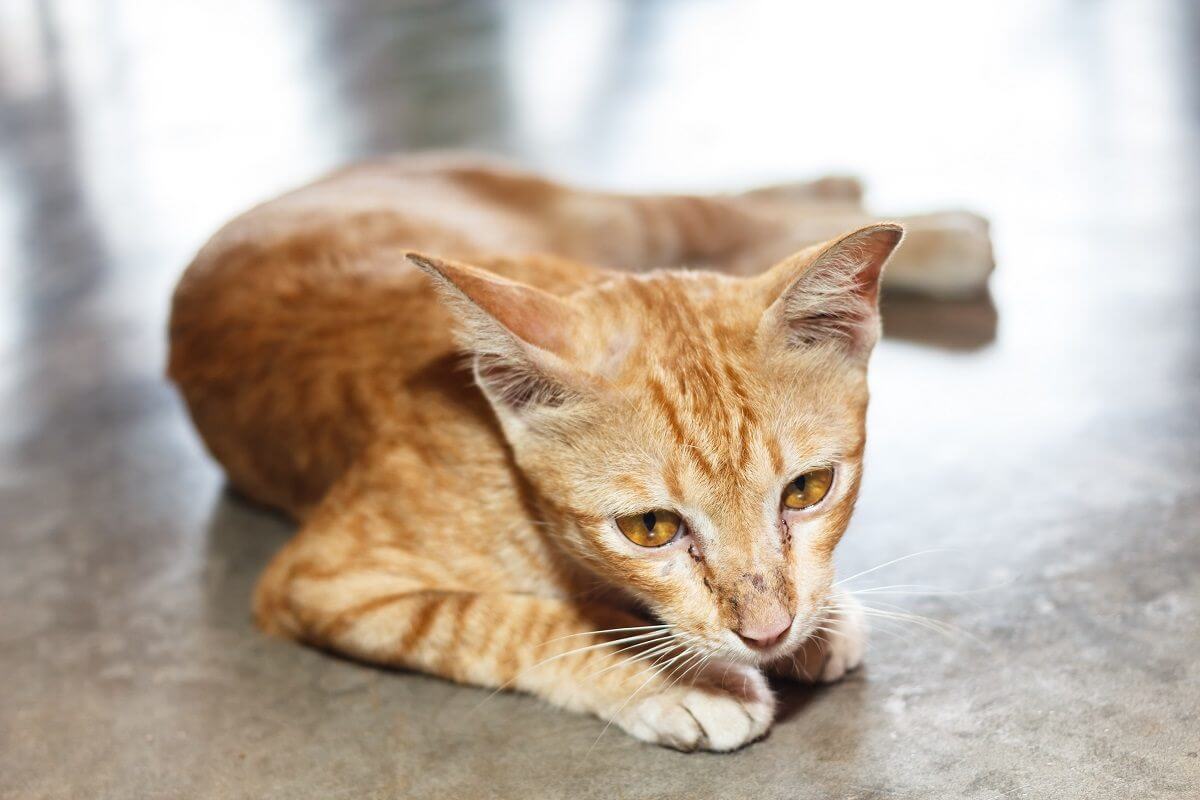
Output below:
[577,272,860,493]
[583,270,759,370]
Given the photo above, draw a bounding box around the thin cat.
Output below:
[168,153,991,751]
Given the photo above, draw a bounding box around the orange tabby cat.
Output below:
[169,153,991,751]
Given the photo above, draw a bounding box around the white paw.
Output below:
[815,592,867,683]
[771,592,868,683]
[885,210,995,298]
[615,663,775,752]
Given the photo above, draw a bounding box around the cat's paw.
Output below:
[770,592,867,683]
[883,210,995,298]
[814,592,867,682]
[614,663,775,752]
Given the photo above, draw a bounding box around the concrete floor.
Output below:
[2,1,1198,798]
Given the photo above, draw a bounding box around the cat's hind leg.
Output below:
[738,174,865,207]
[706,203,994,297]
[554,178,862,273]
[561,184,992,297]
[878,210,993,298]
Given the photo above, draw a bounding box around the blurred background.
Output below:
[1,2,1197,799]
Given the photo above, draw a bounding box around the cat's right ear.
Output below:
[755,223,904,359]
[406,253,584,413]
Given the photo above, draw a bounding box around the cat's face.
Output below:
[410,224,900,666]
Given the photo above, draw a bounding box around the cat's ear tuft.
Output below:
[407,252,582,413]
[757,223,904,357]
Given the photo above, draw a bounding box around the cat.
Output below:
[168,153,992,751]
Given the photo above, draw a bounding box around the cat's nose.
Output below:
[735,609,793,650]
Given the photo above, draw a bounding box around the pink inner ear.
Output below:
[766,224,903,353]
[845,226,903,303]
[475,281,571,355]
[416,255,576,356]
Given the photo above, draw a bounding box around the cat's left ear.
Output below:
[756,223,904,358]
[406,252,585,414]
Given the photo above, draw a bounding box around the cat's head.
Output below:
[409,223,902,666]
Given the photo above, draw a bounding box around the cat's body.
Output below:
[169,153,990,751]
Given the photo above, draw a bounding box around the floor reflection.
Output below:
[880,290,999,351]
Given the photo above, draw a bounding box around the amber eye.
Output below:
[782,467,834,510]
[616,510,684,548]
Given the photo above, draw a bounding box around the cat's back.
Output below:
[167,156,603,517]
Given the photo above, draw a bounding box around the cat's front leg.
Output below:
[613,659,774,751]
[768,591,867,683]
[256,540,775,752]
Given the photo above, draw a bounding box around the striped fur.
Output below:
[169,154,960,751]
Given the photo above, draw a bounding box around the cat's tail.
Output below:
[738,174,865,207]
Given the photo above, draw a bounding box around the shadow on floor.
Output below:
[200,487,295,625]
[880,289,998,351]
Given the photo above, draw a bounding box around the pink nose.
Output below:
[736,610,794,649]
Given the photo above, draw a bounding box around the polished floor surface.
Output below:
[2,1,1198,798]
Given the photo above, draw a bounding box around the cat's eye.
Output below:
[782,467,834,510]
[616,510,684,548]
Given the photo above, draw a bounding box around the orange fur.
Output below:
[168,153,970,751]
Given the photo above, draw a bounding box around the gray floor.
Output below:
[2,2,1198,798]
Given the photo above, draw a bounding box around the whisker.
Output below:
[536,624,670,648]
[661,649,708,695]
[472,629,674,711]
[619,642,692,687]
[662,654,713,713]
[850,578,1017,599]
[851,583,963,595]
[857,606,952,630]
[856,616,918,646]
[587,637,681,681]
[588,647,697,754]
[835,549,954,587]
[621,632,707,686]
[855,605,985,647]
[524,630,673,666]
[531,630,673,664]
